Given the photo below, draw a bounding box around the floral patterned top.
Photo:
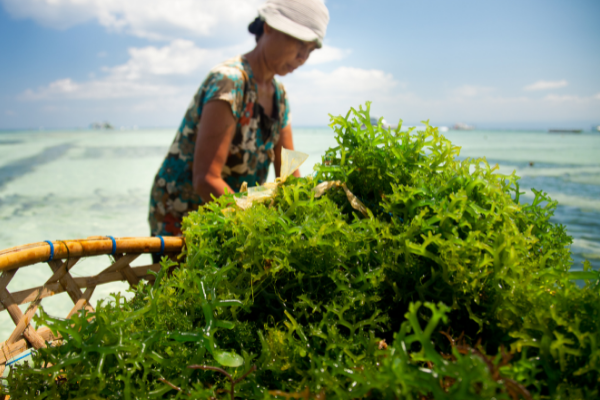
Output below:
[149,55,290,236]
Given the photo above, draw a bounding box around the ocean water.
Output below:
[0,127,599,352]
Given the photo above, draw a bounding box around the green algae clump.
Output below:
[3,103,599,399]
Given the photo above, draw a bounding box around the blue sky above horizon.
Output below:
[1,0,599,130]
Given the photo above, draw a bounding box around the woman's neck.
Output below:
[244,47,275,85]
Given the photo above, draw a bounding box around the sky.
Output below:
[0,0,599,130]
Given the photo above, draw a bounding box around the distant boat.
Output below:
[452,122,475,131]
[90,122,114,130]
[548,128,582,134]
[438,126,449,132]
[362,117,390,129]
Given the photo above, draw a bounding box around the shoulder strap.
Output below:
[235,59,255,119]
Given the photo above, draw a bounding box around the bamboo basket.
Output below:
[0,236,184,378]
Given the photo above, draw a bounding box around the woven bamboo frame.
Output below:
[0,236,183,377]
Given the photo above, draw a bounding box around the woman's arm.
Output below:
[192,100,237,201]
[274,124,301,178]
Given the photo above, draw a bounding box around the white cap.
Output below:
[258,0,329,48]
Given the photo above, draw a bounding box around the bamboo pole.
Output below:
[0,236,183,273]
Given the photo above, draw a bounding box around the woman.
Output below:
[148,0,329,249]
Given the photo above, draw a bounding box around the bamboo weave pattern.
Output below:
[0,236,183,376]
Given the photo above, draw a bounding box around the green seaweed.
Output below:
[3,102,599,399]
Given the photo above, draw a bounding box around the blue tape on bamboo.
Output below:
[106,235,117,255]
[6,352,31,366]
[44,240,55,262]
[156,235,165,256]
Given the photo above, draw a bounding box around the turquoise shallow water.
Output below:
[0,127,599,348]
[443,130,600,271]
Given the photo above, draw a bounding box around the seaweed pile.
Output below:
[3,103,599,399]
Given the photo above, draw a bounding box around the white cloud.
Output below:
[5,110,15,116]
[452,85,494,98]
[280,66,410,124]
[20,40,250,101]
[288,67,398,98]
[1,0,262,40]
[21,78,180,101]
[306,45,352,66]
[281,68,599,126]
[524,80,568,91]
[544,94,578,102]
[107,39,236,80]
[542,93,596,103]
[14,34,600,127]
[19,44,401,124]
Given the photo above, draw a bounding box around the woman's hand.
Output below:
[192,100,236,202]
[274,124,301,179]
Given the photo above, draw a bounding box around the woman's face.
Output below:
[261,23,318,76]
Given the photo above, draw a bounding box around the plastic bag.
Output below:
[235,148,308,210]
[280,148,309,182]
[313,180,370,217]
